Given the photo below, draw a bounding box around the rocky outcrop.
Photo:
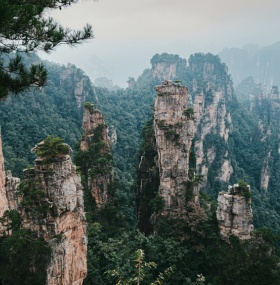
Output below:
[80,103,112,206]
[152,62,177,80]
[20,146,87,285]
[248,85,280,192]
[0,134,87,284]
[191,60,234,192]
[154,81,195,210]
[150,53,186,81]
[5,170,20,210]
[216,183,253,240]
[0,131,8,218]
[59,63,93,108]
[108,126,117,145]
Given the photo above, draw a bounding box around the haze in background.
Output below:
[39,0,280,87]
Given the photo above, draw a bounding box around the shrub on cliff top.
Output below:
[33,135,70,159]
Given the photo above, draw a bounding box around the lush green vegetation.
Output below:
[2,51,280,284]
[33,135,69,160]
[0,204,51,284]
[82,117,280,285]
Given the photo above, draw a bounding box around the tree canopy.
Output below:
[0,0,93,98]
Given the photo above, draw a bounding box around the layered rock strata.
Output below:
[80,104,111,206]
[154,81,195,210]
[216,184,253,240]
[21,147,87,285]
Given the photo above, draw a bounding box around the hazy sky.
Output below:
[40,0,280,86]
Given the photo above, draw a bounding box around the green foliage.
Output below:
[184,107,196,120]
[150,53,186,67]
[135,120,160,234]
[75,124,112,180]
[106,249,173,285]
[0,61,88,177]
[2,50,280,285]
[150,196,165,213]
[228,180,252,202]
[0,229,51,285]
[165,129,180,144]
[18,178,50,218]
[253,227,279,244]
[0,210,22,232]
[0,0,93,98]
[84,102,96,114]
[33,135,69,159]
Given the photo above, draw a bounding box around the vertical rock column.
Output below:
[0,131,8,216]
[216,183,253,240]
[22,147,87,285]
[0,131,9,235]
[154,81,194,211]
[80,104,111,206]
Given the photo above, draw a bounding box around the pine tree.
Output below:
[0,0,94,98]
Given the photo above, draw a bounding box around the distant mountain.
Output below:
[219,41,280,88]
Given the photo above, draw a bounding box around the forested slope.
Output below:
[1,52,280,233]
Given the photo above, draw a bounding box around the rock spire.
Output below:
[216,183,253,240]
[0,130,8,218]
[154,80,195,211]
[80,103,112,206]
[22,142,87,285]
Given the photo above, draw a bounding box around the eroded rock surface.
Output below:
[80,104,112,206]
[20,151,87,285]
[154,81,195,210]
[152,62,177,80]
[216,184,253,240]
[59,63,92,108]
[0,132,8,218]
[5,170,20,211]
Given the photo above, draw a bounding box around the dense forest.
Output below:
[1,52,280,284]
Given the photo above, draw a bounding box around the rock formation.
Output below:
[0,135,87,284]
[0,131,8,218]
[151,53,186,81]
[136,121,159,234]
[59,63,93,108]
[249,85,280,192]
[154,80,195,210]
[80,103,112,206]
[108,126,117,145]
[21,143,87,285]
[216,183,253,240]
[190,58,234,193]
[152,62,177,80]
[5,170,21,211]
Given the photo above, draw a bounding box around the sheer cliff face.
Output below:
[152,62,177,80]
[5,170,20,211]
[191,62,234,193]
[59,63,93,108]
[249,86,280,192]
[0,133,8,218]
[216,184,253,240]
[80,105,111,206]
[154,81,195,210]
[22,152,87,285]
